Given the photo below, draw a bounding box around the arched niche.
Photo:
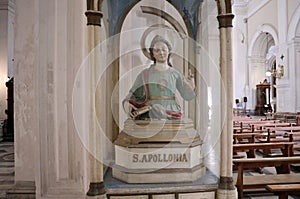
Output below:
[104,0,206,140]
[118,0,189,128]
[105,1,203,140]
[248,25,278,110]
[104,0,221,178]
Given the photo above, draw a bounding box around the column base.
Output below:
[87,182,106,196]
[216,176,237,199]
[6,181,35,199]
[216,188,238,199]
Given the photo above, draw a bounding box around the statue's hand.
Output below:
[187,68,195,89]
[123,101,138,118]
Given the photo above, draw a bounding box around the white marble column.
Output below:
[276,0,291,112]
[85,0,106,197]
[216,0,237,198]
[287,4,300,113]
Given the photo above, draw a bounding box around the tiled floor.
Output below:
[0,141,299,198]
[0,142,14,198]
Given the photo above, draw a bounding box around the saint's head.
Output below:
[149,35,172,66]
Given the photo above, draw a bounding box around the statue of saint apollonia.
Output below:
[123,35,196,121]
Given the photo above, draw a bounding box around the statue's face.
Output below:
[152,42,169,63]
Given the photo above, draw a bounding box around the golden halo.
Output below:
[140,24,175,60]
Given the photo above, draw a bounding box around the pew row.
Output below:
[233,142,294,158]
[233,157,300,199]
[266,184,300,199]
[274,112,300,125]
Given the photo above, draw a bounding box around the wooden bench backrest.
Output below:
[266,184,300,192]
[233,142,294,151]
[234,156,300,199]
[268,126,300,132]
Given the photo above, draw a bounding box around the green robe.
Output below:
[126,65,196,119]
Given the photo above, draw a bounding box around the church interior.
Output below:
[0,0,300,198]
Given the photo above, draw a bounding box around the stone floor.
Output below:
[0,141,299,198]
[0,142,14,198]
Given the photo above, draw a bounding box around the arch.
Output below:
[247,24,277,111]
[287,4,300,41]
[248,24,278,57]
[114,0,195,39]
[113,1,140,35]
[140,6,186,36]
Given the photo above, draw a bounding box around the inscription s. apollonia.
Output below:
[132,153,188,163]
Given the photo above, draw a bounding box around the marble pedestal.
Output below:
[113,119,206,183]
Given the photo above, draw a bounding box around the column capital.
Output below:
[217,13,234,28]
[85,10,103,26]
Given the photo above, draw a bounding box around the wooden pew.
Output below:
[283,113,300,124]
[262,131,300,142]
[233,142,294,158]
[233,116,255,121]
[233,132,268,144]
[254,122,294,130]
[263,126,300,143]
[233,133,259,144]
[274,112,300,124]
[233,133,267,158]
[266,184,300,199]
[233,108,250,116]
[234,120,282,132]
[233,118,262,128]
[289,132,300,152]
[239,119,280,124]
[268,126,300,133]
[255,131,300,156]
[234,126,265,133]
[233,157,300,199]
